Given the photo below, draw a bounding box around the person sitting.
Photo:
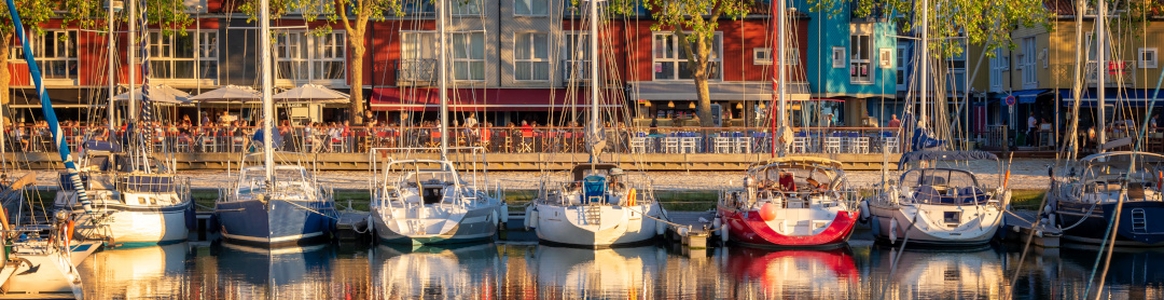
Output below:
[778,171,797,192]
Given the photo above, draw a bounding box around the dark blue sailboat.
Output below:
[1049,152,1164,247]
[213,0,335,247]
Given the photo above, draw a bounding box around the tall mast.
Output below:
[919,0,928,128]
[1096,0,1107,152]
[775,0,787,158]
[437,0,449,161]
[589,0,599,162]
[260,0,274,181]
[128,0,137,123]
[107,1,116,133]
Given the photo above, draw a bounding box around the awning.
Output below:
[273,84,350,104]
[1009,89,1050,104]
[188,85,262,104]
[113,84,191,104]
[629,81,811,101]
[370,88,623,111]
[1058,88,1164,107]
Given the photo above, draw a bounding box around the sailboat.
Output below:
[214,0,337,246]
[1046,0,1164,247]
[862,0,1008,247]
[52,0,194,247]
[523,0,667,247]
[715,0,859,248]
[368,0,505,245]
[0,1,85,298]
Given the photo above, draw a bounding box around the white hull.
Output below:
[1,244,83,299]
[867,202,1003,246]
[533,203,663,247]
[373,203,502,245]
[57,191,190,246]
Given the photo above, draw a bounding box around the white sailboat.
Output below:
[861,0,1009,247]
[53,0,194,247]
[213,0,337,246]
[368,0,505,245]
[523,0,667,247]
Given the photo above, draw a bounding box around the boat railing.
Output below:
[115,174,181,193]
[721,188,860,210]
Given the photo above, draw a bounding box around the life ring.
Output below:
[626,188,637,206]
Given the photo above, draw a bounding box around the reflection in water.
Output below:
[76,241,1164,299]
[866,245,1004,299]
[725,246,859,299]
[77,243,189,299]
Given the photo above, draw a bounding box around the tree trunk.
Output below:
[349,29,366,125]
[0,34,10,106]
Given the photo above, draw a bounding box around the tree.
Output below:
[610,0,754,127]
[244,0,403,125]
[0,1,58,106]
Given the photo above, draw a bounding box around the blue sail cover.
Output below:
[5,1,92,211]
[911,127,947,151]
[898,150,999,169]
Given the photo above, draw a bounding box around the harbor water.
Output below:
[76,230,1164,299]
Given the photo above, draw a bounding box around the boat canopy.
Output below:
[1079,151,1164,164]
[748,156,843,170]
[898,150,998,170]
[571,163,621,181]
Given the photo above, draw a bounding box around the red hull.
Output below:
[718,205,859,247]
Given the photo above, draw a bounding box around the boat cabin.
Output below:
[899,168,989,205]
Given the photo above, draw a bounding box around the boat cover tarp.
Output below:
[898,150,998,170]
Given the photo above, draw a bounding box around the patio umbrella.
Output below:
[112,84,191,104]
[272,84,350,104]
[188,85,262,104]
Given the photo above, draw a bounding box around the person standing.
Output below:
[888,114,901,128]
[1027,112,1038,146]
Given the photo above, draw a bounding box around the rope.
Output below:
[1003,181,1052,299]
[277,199,340,221]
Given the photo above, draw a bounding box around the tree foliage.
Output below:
[609,0,756,127]
[812,0,1054,57]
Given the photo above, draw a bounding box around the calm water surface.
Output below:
[77,231,1164,299]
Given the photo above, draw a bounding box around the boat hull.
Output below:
[56,191,192,246]
[533,203,662,247]
[372,204,501,245]
[1056,200,1164,247]
[215,198,336,247]
[717,205,858,248]
[2,246,83,299]
[867,202,1002,247]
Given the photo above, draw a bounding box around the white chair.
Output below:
[679,137,698,153]
[792,137,808,153]
[175,138,191,153]
[824,137,842,153]
[201,136,217,152]
[630,137,648,153]
[734,137,752,153]
[153,137,167,152]
[852,137,870,154]
[231,136,247,152]
[714,137,733,153]
[884,137,900,153]
[661,137,680,153]
[331,137,347,153]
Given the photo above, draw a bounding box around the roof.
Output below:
[898,150,998,169]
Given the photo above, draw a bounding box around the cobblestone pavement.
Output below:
[20,158,1060,191]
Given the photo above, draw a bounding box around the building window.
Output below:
[945,40,967,92]
[275,31,346,82]
[515,0,548,16]
[1139,48,1157,69]
[753,48,772,65]
[399,31,438,82]
[832,47,845,68]
[561,32,590,81]
[514,32,550,81]
[148,31,218,80]
[452,32,486,81]
[989,47,1004,92]
[850,34,871,83]
[451,0,481,16]
[652,32,721,80]
[11,30,77,79]
[1021,37,1036,87]
[896,45,908,89]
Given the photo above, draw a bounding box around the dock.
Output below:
[999,210,1061,248]
[335,210,372,241]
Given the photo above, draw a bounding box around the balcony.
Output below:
[1085,60,1136,87]
[395,59,438,86]
[560,59,590,86]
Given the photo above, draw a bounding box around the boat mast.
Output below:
[1096,0,1107,153]
[919,0,928,129]
[108,0,116,134]
[128,0,137,127]
[589,0,599,163]
[259,0,275,182]
[437,0,449,161]
[775,0,787,158]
